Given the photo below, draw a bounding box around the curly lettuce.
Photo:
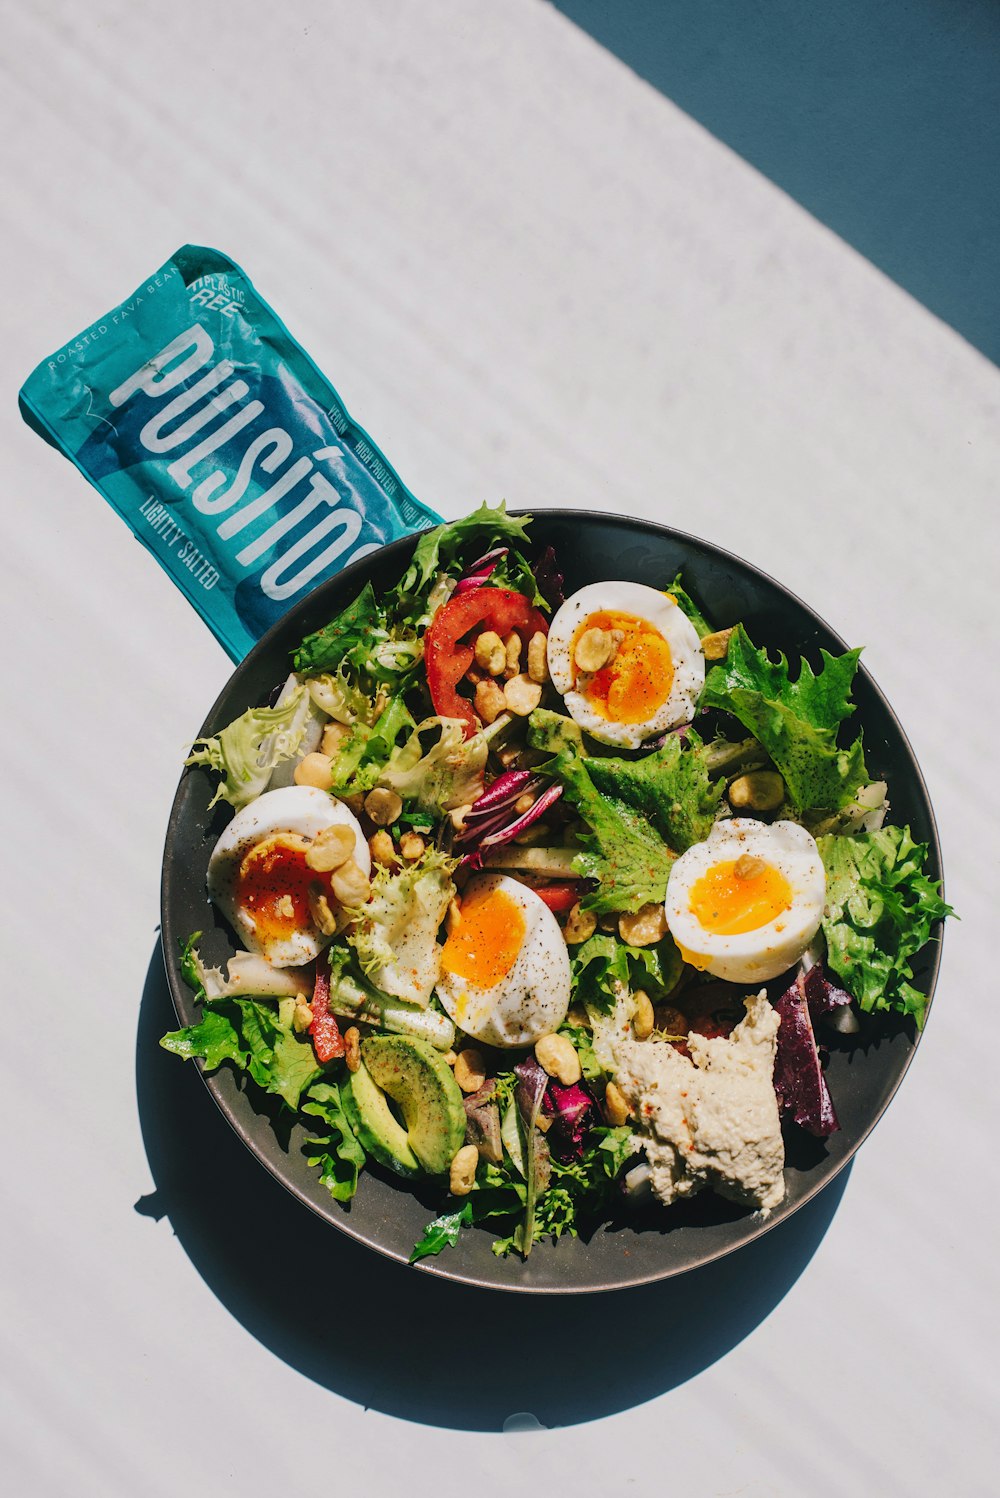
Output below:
[328,696,417,797]
[301,1081,367,1202]
[570,932,683,1013]
[701,625,870,813]
[549,750,676,915]
[583,730,722,853]
[177,936,312,1002]
[185,686,312,809]
[818,826,952,1027]
[390,501,534,609]
[346,849,456,1009]
[378,714,501,813]
[161,994,321,1109]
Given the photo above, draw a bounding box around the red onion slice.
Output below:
[454,546,510,593]
[478,783,562,850]
[466,768,539,815]
[459,783,563,868]
[454,569,497,594]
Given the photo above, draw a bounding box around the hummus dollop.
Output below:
[614,990,785,1214]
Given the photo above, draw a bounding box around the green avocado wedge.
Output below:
[361,1035,467,1175]
[341,1061,421,1178]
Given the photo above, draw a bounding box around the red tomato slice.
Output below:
[309,965,345,1063]
[424,588,548,736]
[534,883,583,914]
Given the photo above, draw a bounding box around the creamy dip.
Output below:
[614,990,785,1214]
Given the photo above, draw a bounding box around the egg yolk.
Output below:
[571,610,674,724]
[440,887,527,988]
[238,834,331,943]
[688,857,793,936]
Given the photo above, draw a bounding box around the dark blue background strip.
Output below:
[555,0,1000,364]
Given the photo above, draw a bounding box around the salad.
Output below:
[162,503,950,1263]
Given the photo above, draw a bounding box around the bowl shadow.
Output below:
[136,940,851,1431]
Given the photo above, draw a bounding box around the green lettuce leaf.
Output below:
[666,571,713,639]
[159,1010,247,1071]
[701,624,870,812]
[378,714,499,813]
[235,999,322,1108]
[293,582,384,676]
[328,695,417,797]
[569,932,683,1012]
[391,501,534,607]
[302,1081,367,1202]
[818,826,952,1027]
[164,996,321,1109]
[550,750,676,914]
[178,932,207,1002]
[583,730,722,853]
[557,1023,603,1082]
[494,1127,635,1256]
[488,549,548,610]
[294,582,425,694]
[409,1202,474,1263]
[185,687,311,809]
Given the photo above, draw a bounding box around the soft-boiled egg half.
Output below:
[546,581,705,747]
[664,819,825,984]
[207,785,370,967]
[436,874,572,1048]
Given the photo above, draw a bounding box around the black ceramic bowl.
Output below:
[161,510,944,1294]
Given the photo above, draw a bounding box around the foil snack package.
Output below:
[19,245,441,661]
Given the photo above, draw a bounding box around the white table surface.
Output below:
[2,3,997,1493]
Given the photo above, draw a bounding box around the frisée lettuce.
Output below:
[185,687,312,809]
[818,826,952,1027]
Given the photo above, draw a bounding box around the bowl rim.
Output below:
[160,506,945,1294]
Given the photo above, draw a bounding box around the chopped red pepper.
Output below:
[534,882,584,914]
[424,588,548,736]
[309,964,345,1063]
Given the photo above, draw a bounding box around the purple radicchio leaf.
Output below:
[532,544,565,610]
[513,1058,551,1254]
[459,782,563,871]
[463,1081,502,1164]
[462,768,538,819]
[514,1057,548,1126]
[773,972,840,1138]
[541,1079,595,1162]
[801,962,853,1019]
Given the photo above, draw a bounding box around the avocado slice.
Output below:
[361,1035,467,1175]
[527,707,584,755]
[342,1061,421,1178]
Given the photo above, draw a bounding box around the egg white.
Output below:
[207,785,369,967]
[546,581,705,747]
[436,874,572,1048]
[664,819,825,984]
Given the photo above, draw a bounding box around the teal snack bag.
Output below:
[19,246,441,661]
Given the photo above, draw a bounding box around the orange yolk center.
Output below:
[688,858,793,936]
[571,609,674,724]
[440,887,527,989]
[238,834,331,943]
